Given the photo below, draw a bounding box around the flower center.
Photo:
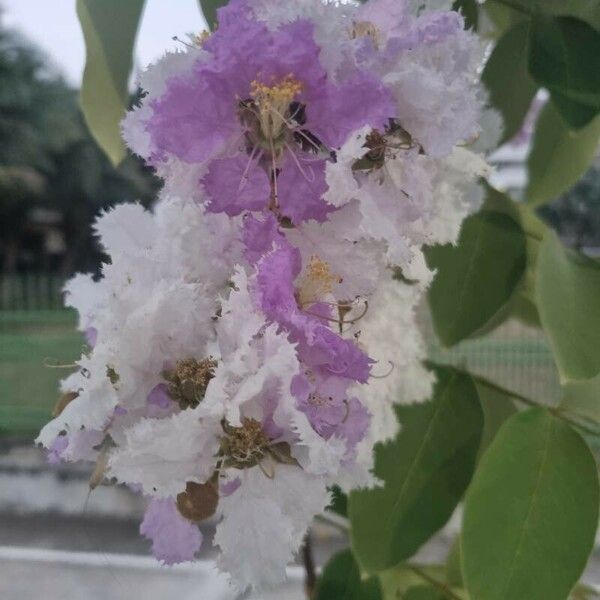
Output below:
[350,21,382,48]
[220,418,271,469]
[308,392,332,407]
[250,75,303,142]
[297,255,341,307]
[163,357,218,410]
[238,75,303,158]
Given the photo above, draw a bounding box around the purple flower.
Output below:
[220,477,241,497]
[241,213,284,264]
[47,435,68,465]
[203,155,270,217]
[146,383,177,419]
[84,326,97,348]
[140,498,203,565]
[292,371,370,457]
[252,241,372,382]
[146,1,393,224]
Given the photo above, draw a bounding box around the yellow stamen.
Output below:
[297,255,341,307]
[349,21,382,48]
[192,30,212,46]
[249,75,303,143]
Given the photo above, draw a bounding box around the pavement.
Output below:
[1,441,599,599]
[0,546,306,600]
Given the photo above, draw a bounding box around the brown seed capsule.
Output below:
[176,481,219,523]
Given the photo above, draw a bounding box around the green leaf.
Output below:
[426,210,526,346]
[536,231,600,382]
[528,15,600,127]
[198,0,228,30]
[473,378,517,461]
[315,550,382,600]
[445,537,464,587]
[562,373,600,423]
[552,90,600,130]
[483,22,539,142]
[462,408,599,600]
[328,485,348,517]
[403,585,446,600]
[452,0,479,30]
[349,367,483,573]
[495,0,600,31]
[526,102,600,205]
[529,15,600,106]
[76,0,145,165]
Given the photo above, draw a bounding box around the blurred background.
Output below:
[0,1,599,598]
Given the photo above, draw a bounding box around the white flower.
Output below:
[203,269,301,430]
[287,201,387,302]
[37,352,118,447]
[108,409,220,498]
[214,464,330,590]
[122,48,206,161]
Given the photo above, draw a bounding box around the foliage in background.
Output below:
[64,0,600,598]
[0,16,158,276]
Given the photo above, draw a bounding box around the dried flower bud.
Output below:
[176,481,219,522]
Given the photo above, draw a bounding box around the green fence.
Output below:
[0,274,65,311]
[0,303,563,437]
[0,309,82,435]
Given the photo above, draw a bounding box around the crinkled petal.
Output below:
[214,465,330,589]
[140,497,203,565]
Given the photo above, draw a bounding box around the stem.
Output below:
[409,565,463,600]
[302,532,317,599]
[314,512,350,534]
[489,0,533,16]
[470,373,600,437]
[523,229,543,243]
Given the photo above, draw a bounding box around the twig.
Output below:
[469,372,600,437]
[314,512,350,534]
[409,565,463,600]
[302,532,317,599]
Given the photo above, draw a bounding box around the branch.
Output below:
[302,532,317,599]
[470,372,600,437]
[409,565,464,600]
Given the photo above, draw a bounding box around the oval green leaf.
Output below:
[403,585,446,600]
[446,537,464,587]
[452,0,479,30]
[462,408,599,600]
[483,22,539,143]
[562,373,600,424]
[473,377,517,461]
[526,102,600,205]
[491,0,600,31]
[427,210,526,346]
[315,550,382,600]
[198,0,229,30]
[77,0,145,165]
[551,90,600,130]
[536,231,600,382]
[349,367,483,573]
[529,15,600,116]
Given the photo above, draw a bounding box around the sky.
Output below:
[2,0,207,86]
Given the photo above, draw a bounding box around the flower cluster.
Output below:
[38,0,491,589]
